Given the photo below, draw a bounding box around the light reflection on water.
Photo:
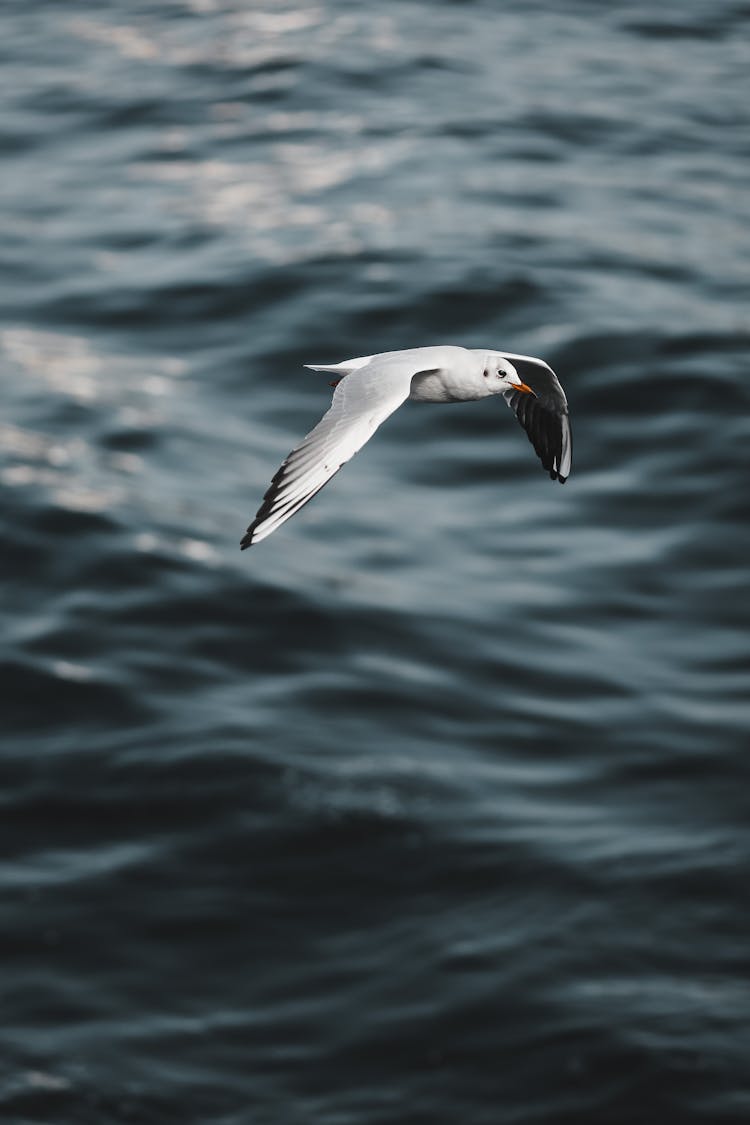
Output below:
[1,1,749,1123]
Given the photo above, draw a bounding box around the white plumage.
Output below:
[242,345,571,548]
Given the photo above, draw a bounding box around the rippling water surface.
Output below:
[2,2,749,1122]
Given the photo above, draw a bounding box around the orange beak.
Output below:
[516,381,535,395]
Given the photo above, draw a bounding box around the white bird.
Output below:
[241,345,571,548]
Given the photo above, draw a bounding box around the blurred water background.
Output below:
[2,1,750,1122]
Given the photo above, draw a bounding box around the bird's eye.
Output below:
[483,369,488,377]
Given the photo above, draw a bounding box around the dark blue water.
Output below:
[2,2,749,1122]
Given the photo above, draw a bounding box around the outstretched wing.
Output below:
[242,357,435,547]
[502,354,572,482]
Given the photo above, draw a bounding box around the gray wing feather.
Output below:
[501,356,572,482]
[242,358,420,547]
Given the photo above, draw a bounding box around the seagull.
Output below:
[241,345,571,548]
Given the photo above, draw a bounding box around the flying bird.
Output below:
[241,345,571,548]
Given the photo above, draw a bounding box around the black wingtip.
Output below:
[240,529,254,550]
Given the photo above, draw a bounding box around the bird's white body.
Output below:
[309,345,513,403]
[242,345,571,548]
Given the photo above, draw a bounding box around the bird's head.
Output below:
[479,352,536,396]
